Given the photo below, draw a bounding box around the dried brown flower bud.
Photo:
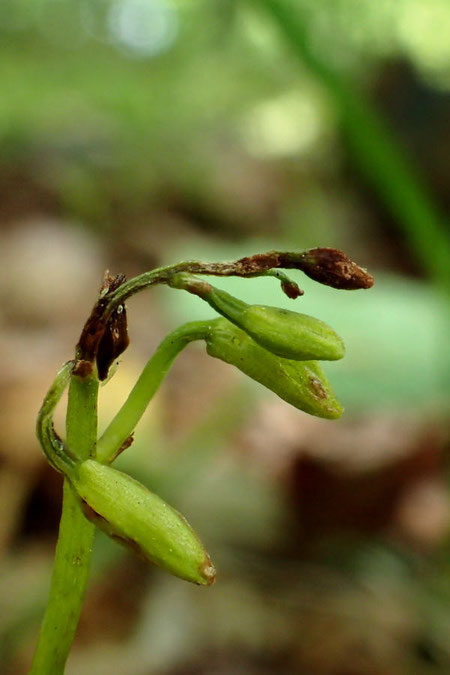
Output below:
[76,272,130,379]
[281,279,303,299]
[96,298,129,380]
[295,248,374,290]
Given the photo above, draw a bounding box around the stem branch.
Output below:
[97,321,210,463]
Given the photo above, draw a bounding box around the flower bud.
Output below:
[205,319,343,419]
[293,248,374,290]
[69,459,215,586]
[205,287,344,361]
[241,305,344,361]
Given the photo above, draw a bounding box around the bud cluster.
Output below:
[38,247,373,588]
[168,273,348,419]
[205,318,343,419]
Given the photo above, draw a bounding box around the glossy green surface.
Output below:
[205,288,344,361]
[70,460,215,586]
[241,305,345,361]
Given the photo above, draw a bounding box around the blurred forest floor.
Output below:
[0,1,449,674]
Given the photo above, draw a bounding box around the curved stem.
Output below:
[30,372,99,675]
[35,361,75,473]
[105,256,302,310]
[77,248,370,369]
[96,321,210,464]
[104,253,313,317]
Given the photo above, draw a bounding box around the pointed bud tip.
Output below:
[324,403,344,420]
[299,248,374,290]
[199,557,216,585]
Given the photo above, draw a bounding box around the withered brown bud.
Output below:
[281,279,303,299]
[96,296,129,380]
[77,272,130,380]
[295,248,374,290]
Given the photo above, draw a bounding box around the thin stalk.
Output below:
[97,321,210,464]
[30,372,99,675]
[103,253,304,315]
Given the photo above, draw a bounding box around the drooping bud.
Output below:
[169,274,344,361]
[286,248,374,290]
[201,284,345,361]
[68,459,215,586]
[261,269,304,299]
[205,318,343,419]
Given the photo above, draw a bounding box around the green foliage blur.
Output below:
[0,1,449,674]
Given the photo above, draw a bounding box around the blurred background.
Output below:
[0,0,449,673]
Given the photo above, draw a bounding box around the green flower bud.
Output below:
[240,305,344,361]
[205,319,343,419]
[68,459,215,586]
[204,285,345,361]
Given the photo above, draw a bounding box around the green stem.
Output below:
[30,372,99,675]
[102,252,305,315]
[35,361,75,473]
[96,321,210,464]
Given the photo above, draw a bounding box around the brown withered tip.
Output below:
[72,360,94,377]
[96,299,130,381]
[281,280,304,299]
[200,556,216,586]
[77,271,129,372]
[109,434,134,463]
[298,248,374,290]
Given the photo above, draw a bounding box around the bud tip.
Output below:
[297,248,374,290]
[281,280,304,299]
[200,557,216,585]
